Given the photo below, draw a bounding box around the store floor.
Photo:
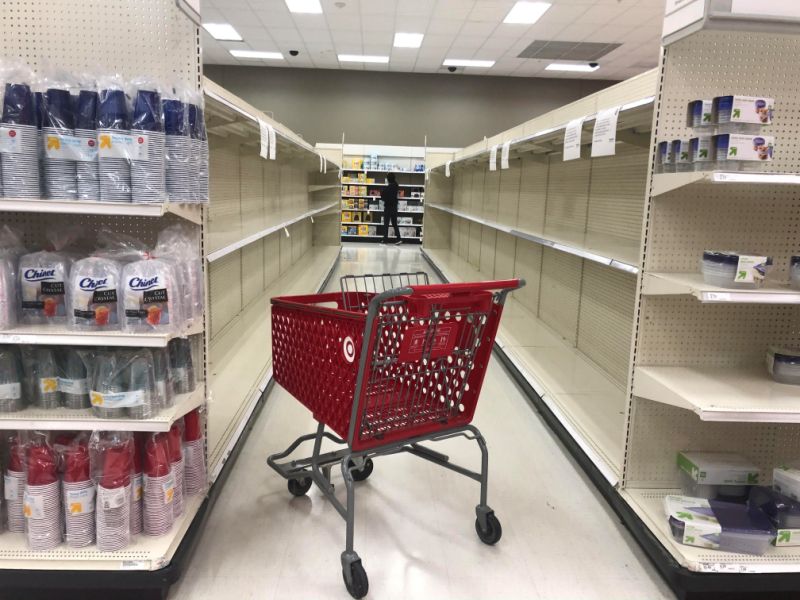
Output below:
[172,244,673,600]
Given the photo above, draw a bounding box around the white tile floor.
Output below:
[171,245,674,600]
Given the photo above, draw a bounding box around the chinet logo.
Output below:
[24,268,56,282]
[128,276,160,291]
[79,277,108,291]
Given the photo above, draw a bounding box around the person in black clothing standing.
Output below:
[380,173,402,245]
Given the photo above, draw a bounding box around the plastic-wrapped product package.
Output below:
[0,224,27,330]
[125,349,157,419]
[151,347,173,410]
[90,430,133,551]
[186,89,208,203]
[155,223,204,327]
[32,346,62,409]
[96,75,132,202]
[162,91,191,201]
[24,432,62,551]
[167,421,184,518]
[168,338,195,395]
[121,258,182,333]
[75,75,100,200]
[57,347,90,409]
[41,67,79,200]
[143,431,175,536]
[85,349,127,419]
[130,78,166,203]
[4,431,28,532]
[0,62,41,199]
[59,432,95,548]
[67,256,122,330]
[18,250,70,325]
[182,407,206,496]
[0,346,24,413]
[130,432,145,536]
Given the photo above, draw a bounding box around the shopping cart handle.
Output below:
[409,279,526,295]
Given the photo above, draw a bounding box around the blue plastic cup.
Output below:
[163,99,186,136]
[132,89,163,132]
[44,88,76,130]
[2,83,35,126]
[97,88,130,130]
[34,91,45,129]
[188,104,201,140]
[75,90,98,130]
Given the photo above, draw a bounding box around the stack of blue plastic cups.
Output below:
[97,88,131,202]
[131,88,166,203]
[75,90,100,200]
[163,99,191,201]
[43,87,77,199]
[1,83,41,198]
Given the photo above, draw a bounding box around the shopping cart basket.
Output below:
[268,272,524,598]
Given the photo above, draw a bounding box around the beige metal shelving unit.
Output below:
[203,79,341,479]
[422,18,800,582]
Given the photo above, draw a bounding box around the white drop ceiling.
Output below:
[202,0,665,79]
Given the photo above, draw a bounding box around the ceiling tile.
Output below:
[269,28,305,43]
[422,33,458,48]
[361,14,396,31]
[432,0,476,20]
[363,43,392,55]
[460,21,498,36]
[360,0,397,15]
[320,0,361,14]
[290,14,329,30]
[254,10,296,29]
[362,30,392,45]
[468,1,514,23]
[425,18,463,34]
[397,0,435,16]
[326,13,361,31]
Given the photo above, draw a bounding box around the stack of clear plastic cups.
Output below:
[168,338,195,395]
[130,433,144,536]
[791,256,800,290]
[18,250,70,325]
[34,347,61,409]
[92,432,133,552]
[0,257,18,330]
[75,90,100,200]
[0,82,41,199]
[131,88,166,203]
[188,103,202,203]
[151,347,172,410]
[127,351,156,419]
[167,423,184,518]
[121,258,180,334]
[182,409,206,496]
[42,88,77,200]
[67,256,122,331]
[62,438,95,548]
[97,88,132,202]
[24,440,62,551]
[143,432,174,536]
[5,435,27,532]
[163,99,191,201]
[0,347,23,413]
[90,352,128,419]
[58,348,90,409]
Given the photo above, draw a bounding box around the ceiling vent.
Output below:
[517,40,622,61]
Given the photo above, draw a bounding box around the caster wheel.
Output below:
[475,512,502,545]
[343,559,369,599]
[287,477,312,497]
[349,458,374,482]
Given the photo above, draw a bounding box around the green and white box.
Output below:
[773,467,800,502]
[677,451,760,499]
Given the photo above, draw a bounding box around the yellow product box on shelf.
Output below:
[358,225,369,236]
[340,225,348,234]
[359,186,367,196]
[342,176,351,183]
[366,178,375,184]
[342,211,352,223]
[357,173,366,183]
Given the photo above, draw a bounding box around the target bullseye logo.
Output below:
[343,336,356,363]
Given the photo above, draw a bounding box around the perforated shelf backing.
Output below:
[1,0,198,88]
[625,398,800,488]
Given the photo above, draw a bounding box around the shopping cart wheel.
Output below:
[348,458,374,482]
[287,477,312,497]
[475,512,502,545]
[342,558,369,599]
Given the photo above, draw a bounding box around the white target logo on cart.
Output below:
[342,336,356,363]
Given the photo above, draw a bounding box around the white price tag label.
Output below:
[23,493,45,519]
[65,486,96,515]
[97,132,148,160]
[58,377,88,395]
[90,389,145,408]
[0,382,21,400]
[44,133,98,161]
[98,486,127,510]
[267,124,277,160]
[4,475,19,500]
[591,106,621,157]
[564,117,585,161]
[489,145,498,171]
[0,125,35,154]
[445,160,451,177]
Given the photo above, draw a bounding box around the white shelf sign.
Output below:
[731,0,800,18]
[445,160,451,178]
[489,144,499,171]
[591,106,621,157]
[258,119,269,159]
[663,0,705,38]
[501,141,511,169]
[563,116,585,161]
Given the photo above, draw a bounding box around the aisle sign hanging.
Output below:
[258,119,269,159]
[489,144,499,171]
[591,106,621,158]
[501,141,511,169]
[563,116,585,161]
[445,160,451,177]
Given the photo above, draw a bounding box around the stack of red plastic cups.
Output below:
[62,436,95,548]
[24,439,61,551]
[182,409,205,496]
[167,422,184,518]
[94,434,133,552]
[5,435,27,533]
[143,432,174,536]
[130,432,144,536]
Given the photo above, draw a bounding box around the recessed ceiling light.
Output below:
[443,59,495,68]
[230,49,285,60]
[202,23,242,41]
[503,1,552,24]
[394,33,424,48]
[285,0,323,14]
[338,54,390,63]
[545,62,599,72]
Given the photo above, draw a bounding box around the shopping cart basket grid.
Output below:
[268,273,524,599]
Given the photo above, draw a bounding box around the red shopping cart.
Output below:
[268,272,524,598]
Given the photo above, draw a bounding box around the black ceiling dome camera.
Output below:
[289,50,299,56]
[447,66,456,72]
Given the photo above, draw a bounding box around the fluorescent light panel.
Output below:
[443,59,495,68]
[545,62,599,72]
[202,23,242,41]
[504,1,552,24]
[338,54,390,63]
[285,0,322,13]
[394,32,424,48]
[230,49,284,60]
